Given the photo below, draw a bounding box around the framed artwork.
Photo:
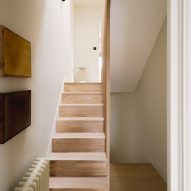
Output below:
[0,25,31,77]
[0,90,31,144]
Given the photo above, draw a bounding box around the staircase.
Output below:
[49,83,109,190]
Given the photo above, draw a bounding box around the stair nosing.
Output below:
[64,82,102,84]
[63,92,103,94]
[57,117,104,121]
[48,152,107,161]
[52,133,105,139]
[60,104,104,107]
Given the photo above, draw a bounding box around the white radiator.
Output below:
[14,158,49,191]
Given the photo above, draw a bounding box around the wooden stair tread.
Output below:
[57,117,104,121]
[53,133,105,139]
[48,152,107,161]
[64,82,102,84]
[63,92,103,94]
[60,104,104,107]
[49,177,107,189]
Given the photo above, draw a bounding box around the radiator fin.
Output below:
[14,158,49,191]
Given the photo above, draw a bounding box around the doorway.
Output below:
[72,0,104,83]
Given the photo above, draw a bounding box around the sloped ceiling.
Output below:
[110,0,167,92]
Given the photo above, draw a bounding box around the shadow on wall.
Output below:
[0,0,46,190]
[110,19,167,181]
[0,0,73,190]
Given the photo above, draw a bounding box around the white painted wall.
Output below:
[110,0,167,92]
[186,1,191,190]
[111,21,167,180]
[110,93,143,163]
[136,20,167,180]
[0,0,73,190]
[73,6,102,82]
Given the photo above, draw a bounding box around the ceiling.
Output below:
[110,0,167,92]
[73,0,103,8]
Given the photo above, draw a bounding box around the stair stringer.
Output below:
[46,78,65,156]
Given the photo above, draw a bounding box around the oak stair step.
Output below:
[49,152,107,177]
[62,92,103,104]
[64,83,102,93]
[56,117,104,133]
[57,117,104,121]
[63,92,103,94]
[49,177,108,191]
[52,133,105,152]
[48,152,107,161]
[59,104,104,117]
[53,133,105,139]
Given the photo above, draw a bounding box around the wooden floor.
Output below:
[110,164,167,191]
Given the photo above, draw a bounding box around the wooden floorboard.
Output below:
[110,164,167,191]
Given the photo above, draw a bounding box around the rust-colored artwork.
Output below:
[0,91,31,144]
[0,25,31,77]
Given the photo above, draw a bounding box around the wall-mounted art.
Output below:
[0,25,31,77]
[0,90,31,144]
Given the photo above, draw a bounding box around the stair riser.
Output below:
[59,106,104,117]
[64,84,102,92]
[50,189,107,191]
[52,139,105,152]
[50,161,107,177]
[56,121,104,133]
[62,94,103,104]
